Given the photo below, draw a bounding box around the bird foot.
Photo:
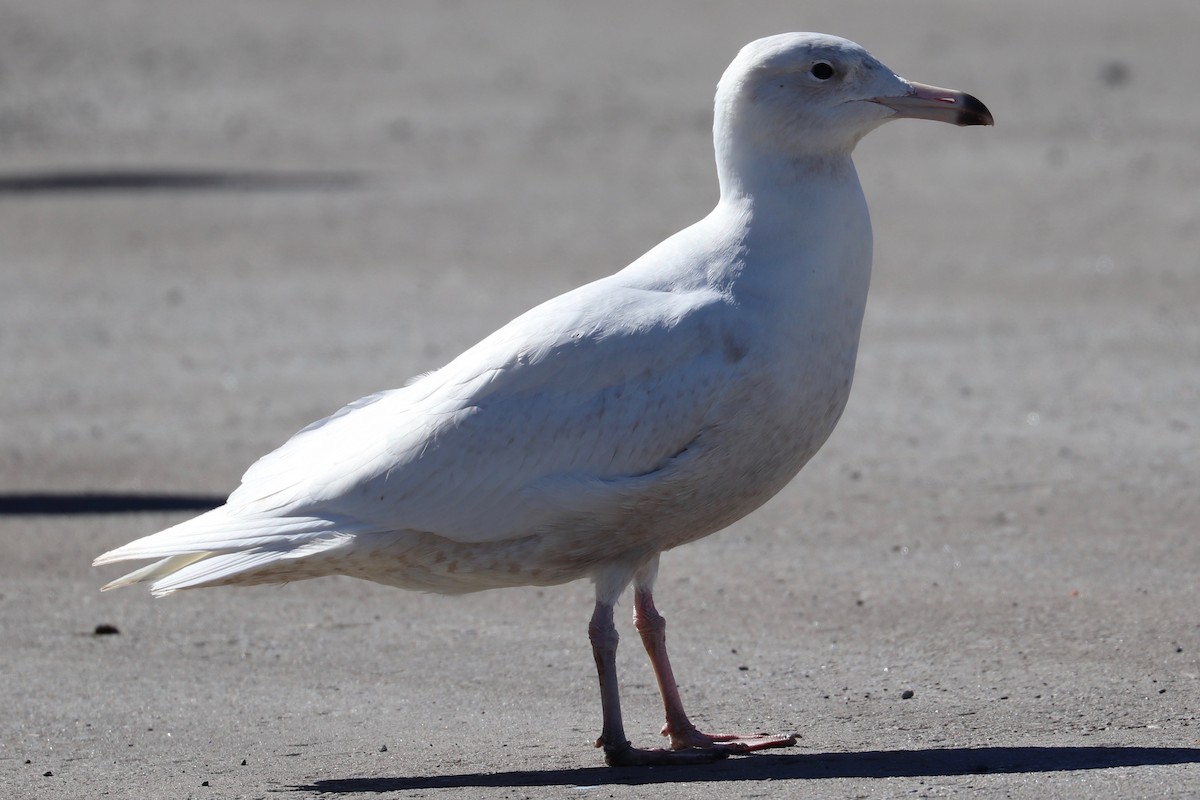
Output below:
[595,727,796,766]
[662,723,798,753]
[598,737,730,766]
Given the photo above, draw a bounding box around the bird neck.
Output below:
[715,145,857,205]
[707,152,873,314]
[712,146,868,258]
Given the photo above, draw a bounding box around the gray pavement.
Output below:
[3,2,1199,797]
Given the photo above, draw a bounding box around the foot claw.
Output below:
[665,725,798,752]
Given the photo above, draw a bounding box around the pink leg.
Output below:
[632,584,798,754]
[589,599,729,766]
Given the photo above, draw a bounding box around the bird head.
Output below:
[714,33,992,192]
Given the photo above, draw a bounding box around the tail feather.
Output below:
[151,534,358,595]
[93,505,344,566]
[100,553,214,592]
[94,504,365,595]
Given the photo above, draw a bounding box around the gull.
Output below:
[95,33,992,766]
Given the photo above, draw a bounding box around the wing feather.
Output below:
[222,279,743,544]
[95,275,749,595]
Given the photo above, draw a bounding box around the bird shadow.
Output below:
[0,492,224,515]
[294,745,1200,793]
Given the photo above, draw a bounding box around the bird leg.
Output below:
[632,586,798,754]
[589,600,728,766]
[589,600,630,756]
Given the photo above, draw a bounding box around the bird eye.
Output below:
[810,62,834,80]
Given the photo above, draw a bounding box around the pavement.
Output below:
[2,1,1198,798]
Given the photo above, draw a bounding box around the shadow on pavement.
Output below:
[296,746,1200,792]
[0,168,366,194]
[0,492,224,515]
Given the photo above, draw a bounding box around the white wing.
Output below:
[229,276,742,542]
[96,272,749,579]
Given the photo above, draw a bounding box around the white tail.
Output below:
[94,505,360,595]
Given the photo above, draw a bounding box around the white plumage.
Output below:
[96,33,991,765]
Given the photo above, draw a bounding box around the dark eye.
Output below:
[810,61,834,80]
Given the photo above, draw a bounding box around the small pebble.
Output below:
[379,744,388,752]
[1099,60,1131,87]
[901,689,914,700]
[94,624,120,635]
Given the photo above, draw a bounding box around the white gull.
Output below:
[95,32,992,765]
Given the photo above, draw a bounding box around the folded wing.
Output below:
[95,278,746,590]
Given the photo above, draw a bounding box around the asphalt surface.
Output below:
[3,2,1199,798]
